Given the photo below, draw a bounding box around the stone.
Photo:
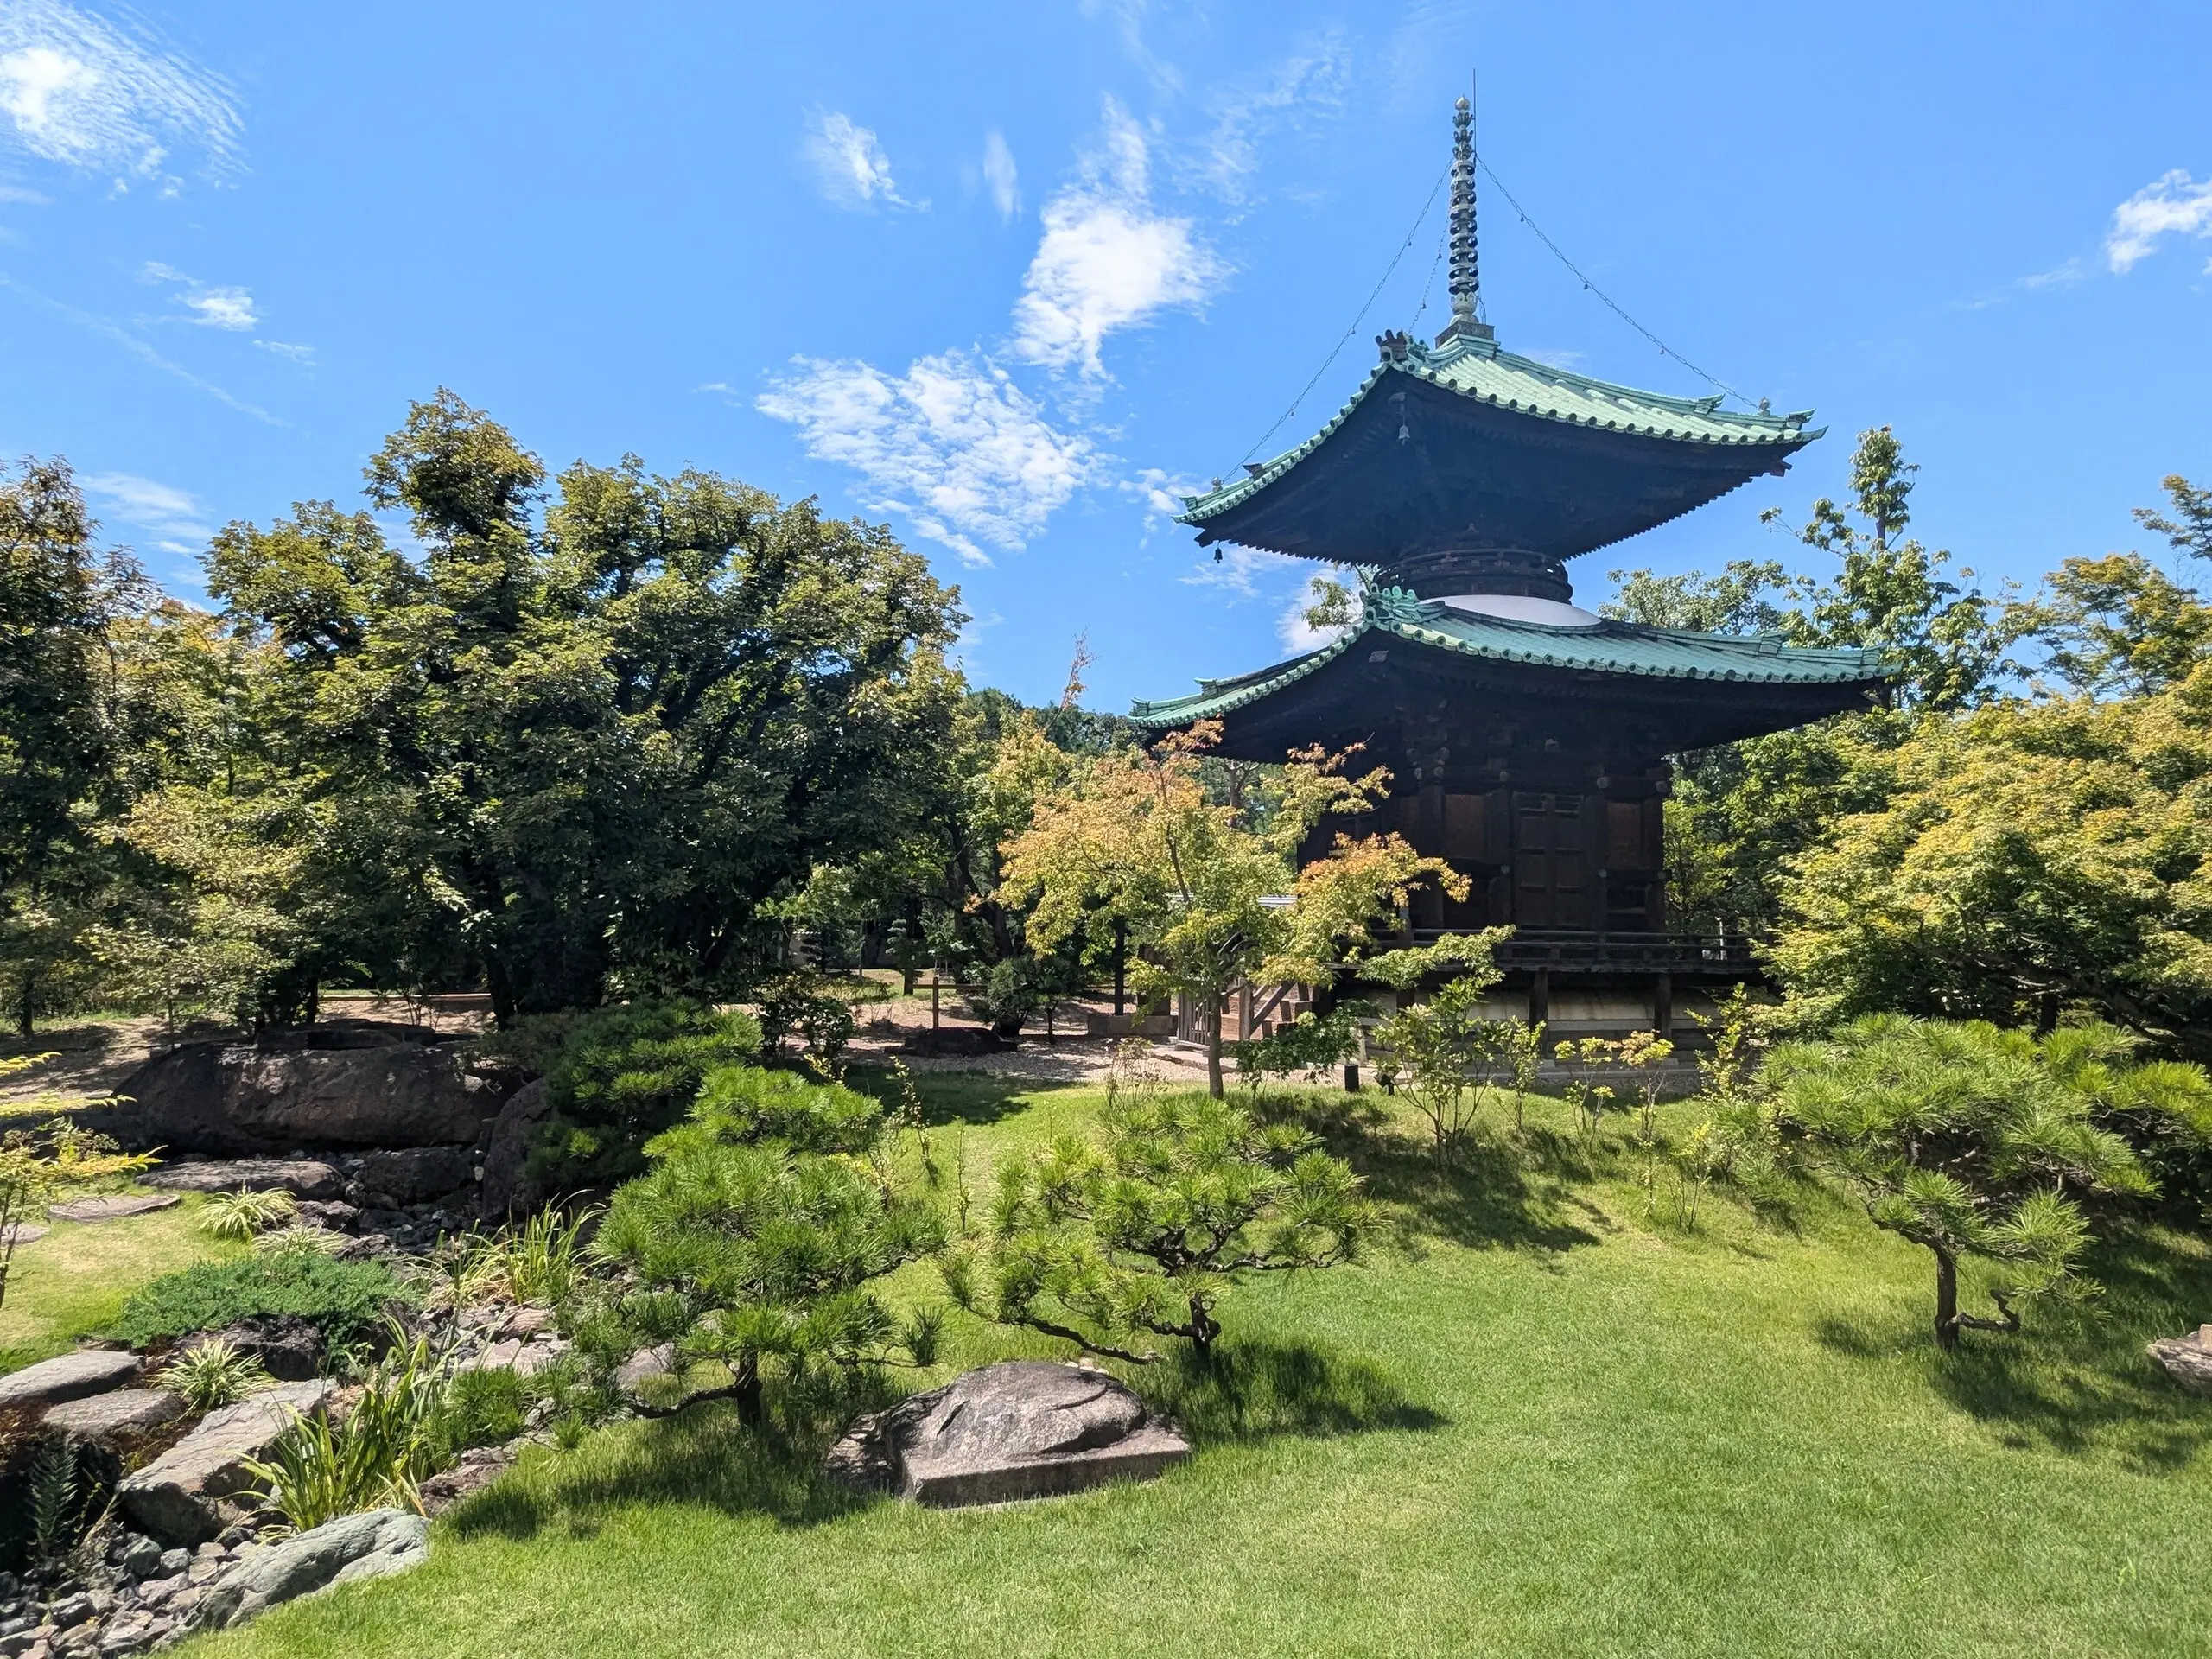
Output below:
[460,1336,568,1377]
[825,1361,1191,1508]
[499,1306,554,1340]
[118,1381,334,1546]
[2148,1329,2212,1395]
[95,1611,156,1655]
[0,1224,46,1248]
[114,1537,163,1582]
[41,1390,186,1441]
[294,1199,360,1230]
[613,1343,677,1401]
[416,1444,517,1516]
[86,1041,499,1157]
[143,1160,343,1201]
[43,1602,88,1633]
[352,1146,474,1207]
[181,1315,323,1382]
[477,1078,550,1220]
[154,1553,187,1580]
[43,1196,178,1224]
[0,1350,142,1411]
[195,1510,428,1631]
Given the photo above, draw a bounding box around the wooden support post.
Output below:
[930,979,942,1030]
[1529,968,1550,1028]
[1112,919,1127,1016]
[1653,973,1673,1038]
[1238,981,1253,1043]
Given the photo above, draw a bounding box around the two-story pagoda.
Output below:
[1130,98,1891,1030]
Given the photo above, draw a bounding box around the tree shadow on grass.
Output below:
[1813,1223,2212,1473]
[1296,1106,1603,1259]
[1131,1336,1447,1447]
[843,1065,1082,1129]
[448,1365,904,1541]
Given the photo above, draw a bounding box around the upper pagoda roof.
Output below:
[1128,585,1885,729]
[1175,333,1821,569]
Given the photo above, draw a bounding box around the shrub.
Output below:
[109,1251,408,1350]
[159,1337,272,1409]
[434,1365,531,1455]
[757,972,857,1062]
[198,1186,299,1241]
[527,1001,766,1194]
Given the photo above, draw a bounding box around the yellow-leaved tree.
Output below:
[998,721,1465,1096]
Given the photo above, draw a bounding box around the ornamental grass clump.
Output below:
[245,1327,444,1529]
[944,1088,1365,1363]
[198,1185,299,1240]
[159,1336,273,1410]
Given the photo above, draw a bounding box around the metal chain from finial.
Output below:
[1448,95,1477,324]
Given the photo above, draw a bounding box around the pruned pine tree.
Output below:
[1761,1016,2208,1349]
[586,1065,942,1424]
[944,1090,1364,1363]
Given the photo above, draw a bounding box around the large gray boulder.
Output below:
[826,1361,1190,1507]
[0,1348,142,1410]
[91,1041,502,1155]
[146,1159,344,1200]
[478,1078,551,1220]
[118,1380,335,1545]
[352,1145,474,1207]
[195,1509,429,1631]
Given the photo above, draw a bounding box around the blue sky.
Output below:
[3,1,2209,709]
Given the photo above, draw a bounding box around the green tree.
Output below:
[944,1089,1364,1362]
[1760,1016,2189,1349]
[2010,553,2212,698]
[1001,722,1463,1096]
[1770,670,2212,1052]
[207,391,967,1022]
[587,1065,943,1423]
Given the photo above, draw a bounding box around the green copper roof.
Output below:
[1128,587,1888,728]
[1178,333,1817,529]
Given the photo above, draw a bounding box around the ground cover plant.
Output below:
[181,1065,2212,1659]
[106,1249,408,1352]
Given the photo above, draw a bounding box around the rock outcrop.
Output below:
[477,1077,551,1220]
[825,1360,1190,1507]
[0,1348,142,1411]
[146,1159,344,1200]
[91,1041,503,1155]
[194,1509,429,1631]
[351,1145,474,1207]
[41,1388,187,1441]
[118,1380,335,1545]
[181,1314,325,1382]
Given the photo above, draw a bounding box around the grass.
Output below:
[182,1077,2212,1656]
[1,1196,242,1371]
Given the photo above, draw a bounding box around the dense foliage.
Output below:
[107,1250,408,1350]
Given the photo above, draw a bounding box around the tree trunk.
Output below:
[1933,1247,1960,1351]
[734,1353,763,1426]
[1187,1293,1220,1357]
[14,972,31,1039]
[1206,995,1224,1098]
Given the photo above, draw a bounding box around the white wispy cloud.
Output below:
[1183,543,1280,601]
[255,339,314,365]
[0,1,241,185]
[802,109,910,209]
[2106,170,2212,273]
[0,270,280,423]
[181,284,253,329]
[1078,0,1183,94]
[1191,32,1350,206]
[84,469,210,552]
[756,351,1103,566]
[983,129,1020,220]
[1011,98,1226,378]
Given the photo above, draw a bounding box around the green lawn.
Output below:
[186,1075,2212,1656]
[2,1194,239,1371]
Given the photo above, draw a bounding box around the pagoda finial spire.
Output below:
[1439,91,1493,347]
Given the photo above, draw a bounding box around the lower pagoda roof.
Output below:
[1129,587,1890,731]
[1176,334,1819,573]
